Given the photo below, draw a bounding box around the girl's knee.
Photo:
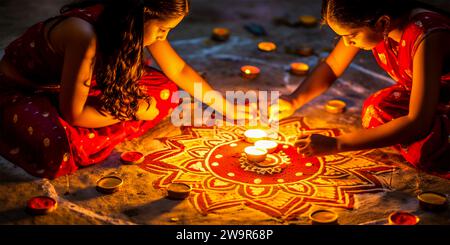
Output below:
[0,95,73,178]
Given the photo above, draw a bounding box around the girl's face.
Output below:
[328,18,384,50]
[144,15,184,46]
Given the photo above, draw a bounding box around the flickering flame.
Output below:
[241,65,260,77]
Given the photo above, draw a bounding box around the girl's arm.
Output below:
[337,31,449,151]
[289,38,360,109]
[58,18,122,128]
[147,40,233,116]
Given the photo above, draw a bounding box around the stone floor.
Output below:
[0,0,449,225]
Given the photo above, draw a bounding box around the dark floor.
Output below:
[0,0,449,225]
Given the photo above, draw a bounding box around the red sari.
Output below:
[363,11,450,178]
[0,5,179,179]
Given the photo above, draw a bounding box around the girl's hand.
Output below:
[268,95,297,121]
[294,134,338,157]
[135,97,159,121]
[222,101,251,122]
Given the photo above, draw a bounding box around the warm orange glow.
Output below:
[325,99,347,114]
[213,27,229,35]
[258,41,277,52]
[309,209,339,225]
[388,211,420,225]
[240,65,260,79]
[289,62,309,75]
[298,15,319,27]
[211,27,230,41]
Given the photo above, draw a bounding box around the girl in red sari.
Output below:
[277,0,450,178]
[0,0,237,179]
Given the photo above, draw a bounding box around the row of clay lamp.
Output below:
[95,152,146,194]
[240,66,348,115]
[24,152,146,215]
[119,152,192,200]
[214,15,320,42]
[212,28,313,79]
[24,150,448,218]
[244,40,311,79]
[25,178,448,220]
[310,191,449,225]
[241,62,310,80]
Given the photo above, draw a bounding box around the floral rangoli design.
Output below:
[141,117,392,220]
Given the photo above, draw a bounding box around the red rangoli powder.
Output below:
[121,151,144,162]
[391,212,418,225]
[28,196,55,210]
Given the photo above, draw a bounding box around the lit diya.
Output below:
[167,183,192,200]
[309,209,339,225]
[241,65,260,79]
[255,140,278,153]
[325,99,347,114]
[120,151,144,165]
[290,62,309,76]
[211,27,230,42]
[417,192,448,212]
[26,196,57,215]
[244,129,268,143]
[96,176,123,194]
[298,15,319,27]
[258,42,277,52]
[388,211,420,225]
[244,146,268,163]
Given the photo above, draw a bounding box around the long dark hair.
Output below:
[321,0,449,28]
[61,0,190,120]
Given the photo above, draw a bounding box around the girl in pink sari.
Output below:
[0,0,236,179]
[278,0,450,178]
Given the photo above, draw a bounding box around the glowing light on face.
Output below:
[144,15,185,46]
[327,19,382,50]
